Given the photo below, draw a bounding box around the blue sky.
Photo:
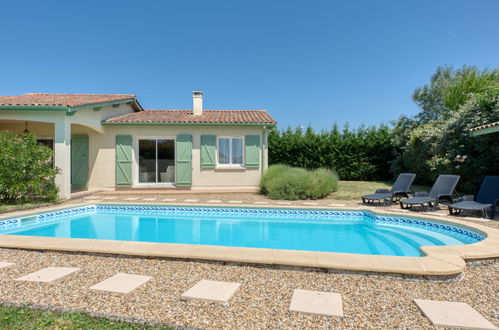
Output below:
[1,0,498,130]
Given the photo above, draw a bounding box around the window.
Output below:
[138,139,175,183]
[218,137,244,166]
[37,139,54,150]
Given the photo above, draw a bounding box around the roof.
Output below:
[0,93,137,107]
[469,121,499,136]
[469,121,499,132]
[104,109,276,125]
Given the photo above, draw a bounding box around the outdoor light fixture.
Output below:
[23,121,30,134]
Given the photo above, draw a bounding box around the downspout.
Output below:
[261,126,271,175]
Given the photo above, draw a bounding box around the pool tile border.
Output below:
[0,202,497,277]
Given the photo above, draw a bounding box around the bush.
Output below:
[260,165,339,200]
[0,131,59,203]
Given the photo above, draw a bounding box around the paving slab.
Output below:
[162,198,177,202]
[277,202,292,205]
[330,203,346,207]
[302,202,318,205]
[0,262,14,269]
[16,267,80,283]
[181,280,241,305]
[83,196,101,199]
[124,197,140,201]
[289,289,344,317]
[184,199,199,202]
[102,196,118,200]
[90,273,152,294]
[254,201,269,204]
[207,200,222,203]
[228,200,243,204]
[414,299,496,329]
[142,198,157,201]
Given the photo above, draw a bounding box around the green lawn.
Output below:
[0,202,55,215]
[329,180,430,200]
[0,305,172,330]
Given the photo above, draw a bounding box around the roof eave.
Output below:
[102,121,276,127]
[0,105,68,111]
[0,97,144,114]
[470,125,499,136]
[68,97,142,113]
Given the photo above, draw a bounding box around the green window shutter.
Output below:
[71,135,89,187]
[245,135,261,168]
[176,135,192,186]
[200,135,216,168]
[115,135,133,187]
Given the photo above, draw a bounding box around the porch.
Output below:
[0,116,100,200]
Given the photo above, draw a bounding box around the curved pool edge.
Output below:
[0,202,497,277]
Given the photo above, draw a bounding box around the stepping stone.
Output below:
[0,262,14,269]
[124,197,140,201]
[184,199,199,203]
[16,267,80,283]
[303,202,318,206]
[289,289,344,317]
[414,299,496,330]
[181,280,240,305]
[102,196,118,200]
[277,202,292,205]
[162,198,177,202]
[142,198,157,201]
[90,273,152,294]
[228,200,243,204]
[207,200,222,203]
[254,201,269,204]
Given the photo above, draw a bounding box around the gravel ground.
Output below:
[0,248,497,329]
[0,192,498,329]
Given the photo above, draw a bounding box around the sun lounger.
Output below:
[399,175,460,211]
[448,176,499,219]
[362,173,416,205]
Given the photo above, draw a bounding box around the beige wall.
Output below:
[0,103,270,191]
[87,125,268,190]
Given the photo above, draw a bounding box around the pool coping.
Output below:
[0,202,498,277]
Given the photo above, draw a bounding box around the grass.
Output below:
[0,202,55,215]
[329,180,431,200]
[0,305,172,329]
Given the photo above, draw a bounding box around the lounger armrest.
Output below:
[375,188,390,193]
[461,195,474,202]
[414,192,429,197]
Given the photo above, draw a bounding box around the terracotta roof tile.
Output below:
[105,109,276,125]
[0,93,136,107]
[469,121,499,132]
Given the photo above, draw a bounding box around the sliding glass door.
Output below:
[138,139,175,184]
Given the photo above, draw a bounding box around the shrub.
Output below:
[0,131,59,203]
[259,164,292,194]
[260,165,339,200]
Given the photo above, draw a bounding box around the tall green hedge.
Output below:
[268,125,395,181]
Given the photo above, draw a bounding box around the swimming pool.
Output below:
[0,205,484,257]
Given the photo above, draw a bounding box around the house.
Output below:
[469,121,499,136]
[0,92,276,199]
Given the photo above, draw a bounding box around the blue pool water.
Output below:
[0,205,483,257]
